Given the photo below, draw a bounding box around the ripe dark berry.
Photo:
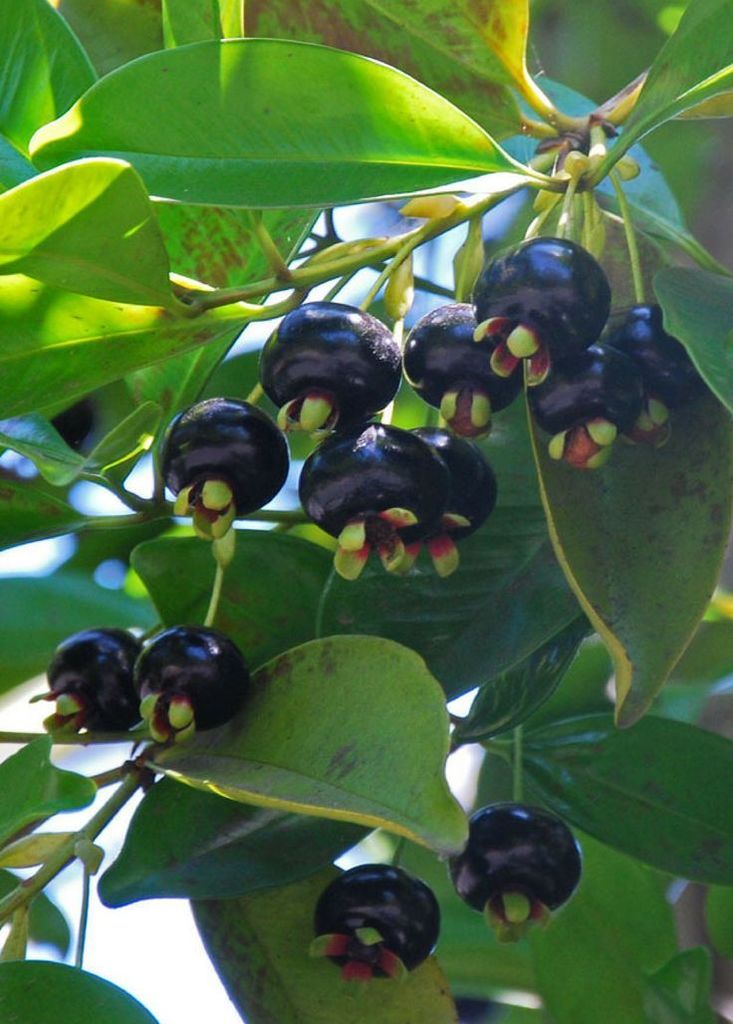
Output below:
[528,344,644,469]
[312,864,440,980]
[410,428,498,576]
[51,398,96,451]
[260,302,401,434]
[473,237,611,386]
[449,803,581,942]
[161,397,289,539]
[43,629,141,732]
[135,626,249,744]
[403,304,521,437]
[298,423,449,579]
[603,304,705,445]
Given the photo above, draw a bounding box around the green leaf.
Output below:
[0,274,245,418]
[133,533,332,671]
[0,0,95,153]
[0,737,96,848]
[642,948,715,1024]
[530,392,733,726]
[680,91,733,117]
[85,402,161,473]
[0,414,84,486]
[0,136,36,193]
[163,0,223,47]
[669,620,733,686]
[54,0,163,76]
[194,868,457,1024]
[0,159,173,307]
[99,776,364,906]
[244,0,521,138]
[0,870,70,955]
[0,478,89,552]
[155,636,467,853]
[524,713,733,883]
[524,634,612,731]
[30,39,524,209]
[453,618,590,744]
[0,570,154,695]
[530,834,677,1024]
[319,507,579,699]
[706,885,733,957]
[654,267,733,414]
[597,0,733,173]
[0,961,159,1024]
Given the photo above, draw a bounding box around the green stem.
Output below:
[557,178,579,240]
[0,770,144,927]
[512,726,524,803]
[246,211,293,281]
[245,382,264,406]
[242,508,309,525]
[75,868,91,970]
[184,187,538,317]
[360,240,419,312]
[0,730,149,746]
[392,836,407,867]
[610,171,645,303]
[204,559,225,628]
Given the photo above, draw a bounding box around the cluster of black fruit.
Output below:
[310,803,582,981]
[260,302,498,580]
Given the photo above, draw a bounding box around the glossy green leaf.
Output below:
[642,948,715,1024]
[669,620,733,686]
[0,870,70,956]
[524,634,612,731]
[0,478,89,552]
[163,0,222,47]
[0,414,84,485]
[0,136,36,193]
[0,961,159,1024]
[85,402,161,473]
[524,713,733,882]
[530,392,733,726]
[132,533,332,671]
[399,840,535,1000]
[680,91,733,117]
[54,0,163,76]
[155,636,467,853]
[0,0,95,153]
[30,39,523,209]
[654,267,733,414]
[0,274,245,418]
[0,159,173,306]
[319,507,579,699]
[597,0,733,173]
[194,868,457,1024]
[99,776,364,906]
[244,0,520,138]
[453,618,590,744]
[530,835,677,1024]
[0,570,154,695]
[0,738,96,848]
[705,885,733,957]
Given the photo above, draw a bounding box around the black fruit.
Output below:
[528,344,643,468]
[161,397,289,538]
[449,803,582,941]
[299,422,450,579]
[403,304,521,437]
[44,628,141,732]
[51,398,96,451]
[472,237,611,385]
[603,303,705,444]
[312,864,440,980]
[135,626,249,744]
[410,427,497,575]
[260,301,401,434]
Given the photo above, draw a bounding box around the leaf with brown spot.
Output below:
[194,869,458,1024]
[155,636,467,853]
